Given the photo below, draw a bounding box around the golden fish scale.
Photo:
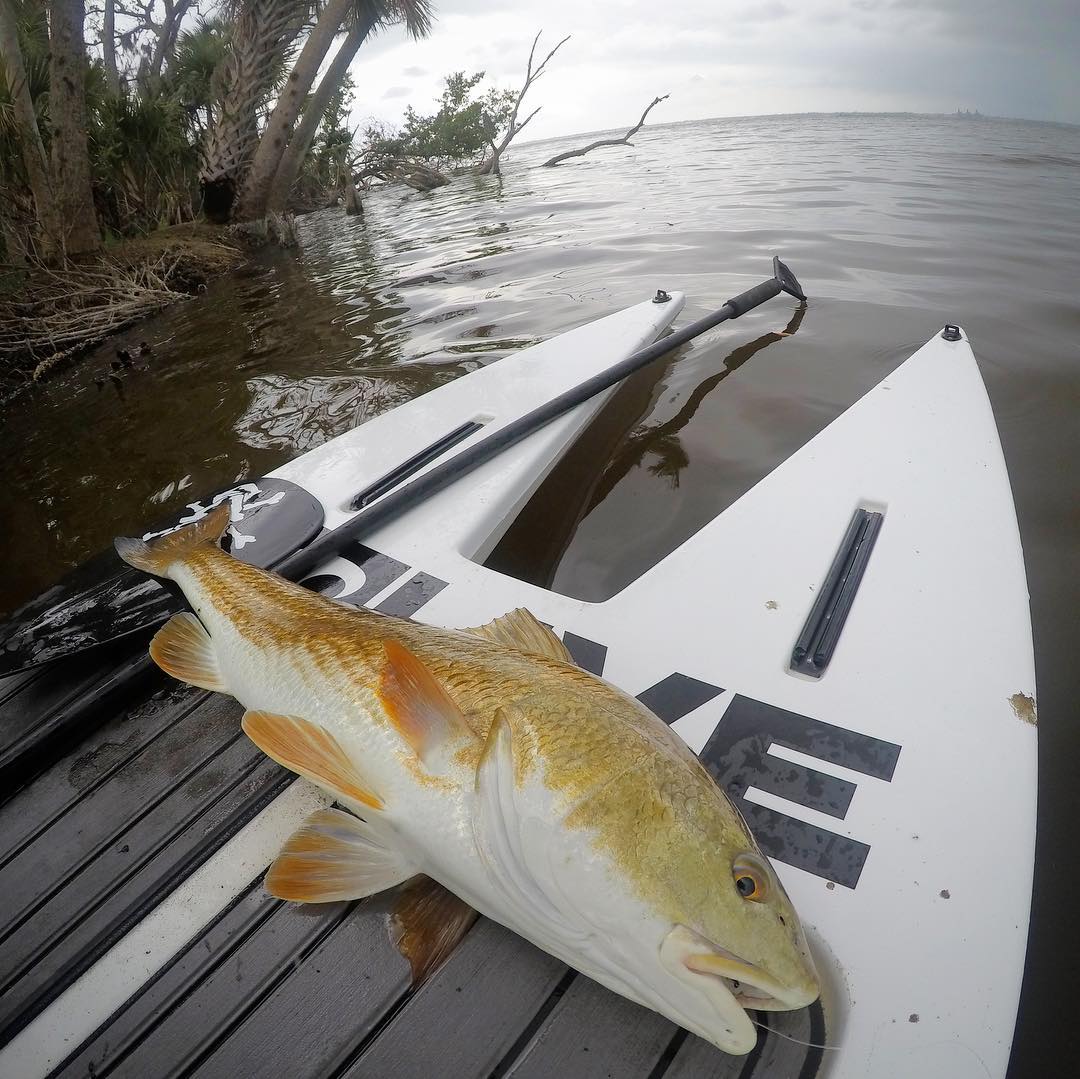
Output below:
[188,548,753,929]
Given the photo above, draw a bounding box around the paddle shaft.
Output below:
[276,261,805,581]
[0,261,805,753]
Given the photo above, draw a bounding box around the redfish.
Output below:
[116,503,818,1053]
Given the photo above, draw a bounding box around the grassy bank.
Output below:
[0,223,247,404]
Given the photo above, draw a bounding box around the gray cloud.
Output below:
[345,0,1079,134]
[737,1,792,21]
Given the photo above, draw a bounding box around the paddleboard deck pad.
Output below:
[0,300,1036,1079]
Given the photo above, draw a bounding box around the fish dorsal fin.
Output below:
[242,710,383,811]
[377,640,473,767]
[458,608,573,664]
[149,612,228,692]
[391,876,479,985]
[266,808,414,903]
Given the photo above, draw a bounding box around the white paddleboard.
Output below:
[2,304,1036,1079]
[291,320,1038,1078]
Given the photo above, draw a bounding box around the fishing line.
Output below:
[752,1019,843,1051]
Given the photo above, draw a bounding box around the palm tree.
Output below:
[0,0,60,255]
[236,0,431,222]
[171,17,231,135]
[198,0,308,222]
[47,0,100,253]
[263,12,374,214]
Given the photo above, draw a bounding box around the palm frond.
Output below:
[356,0,434,41]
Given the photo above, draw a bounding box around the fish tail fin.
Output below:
[114,502,232,578]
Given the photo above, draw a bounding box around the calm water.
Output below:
[1,113,1077,1074]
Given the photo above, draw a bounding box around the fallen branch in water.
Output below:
[541,94,670,167]
[356,157,450,192]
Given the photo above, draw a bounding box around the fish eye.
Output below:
[733,854,769,902]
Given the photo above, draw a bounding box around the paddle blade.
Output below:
[0,478,323,676]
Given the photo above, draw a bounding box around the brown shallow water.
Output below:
[1,113,1078,1074]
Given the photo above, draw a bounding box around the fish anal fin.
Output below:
[115,501,231,578]
[149,612,228,692]
[267,808,412,903]
[242,710,383,811]
[391,876,478,985]
[458,608,572,664]
[378,640,472,767]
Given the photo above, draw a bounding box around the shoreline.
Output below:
[0,223,248,406]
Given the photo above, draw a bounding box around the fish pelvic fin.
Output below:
[150,612,228,692]
[377,640,474,768]
[241,710,384,812]
[458,608,573,664]
[267,808,414,903]
[114,501,231,578]
[391,876,478,986]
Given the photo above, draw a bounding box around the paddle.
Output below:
[0,257,805,677]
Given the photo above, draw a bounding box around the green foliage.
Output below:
[172,18,231,130]
[3,13,239,237]
[293,72,357,204]
[2,0,446,240]
[317,74,356,160]
[88,79,202,229]
[363,71,516,171]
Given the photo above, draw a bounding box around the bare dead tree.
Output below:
[145,0,193,88]
[102,0,120,94]
[476,30,569,177]
[541,94,670,167]
[343,179,362,215]
[114,0,194,92]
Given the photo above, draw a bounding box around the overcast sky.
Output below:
[345,0,1079,138]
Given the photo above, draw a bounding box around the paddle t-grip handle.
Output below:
[723,278,782,318]
[723,256,806,318]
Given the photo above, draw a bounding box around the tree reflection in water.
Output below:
[237,374,408,452]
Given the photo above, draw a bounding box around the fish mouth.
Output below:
[661,925,816,1017]
[683,946,802,1011]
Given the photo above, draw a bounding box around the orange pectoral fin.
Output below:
[241,710,383,811]
[377,640,473,767]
